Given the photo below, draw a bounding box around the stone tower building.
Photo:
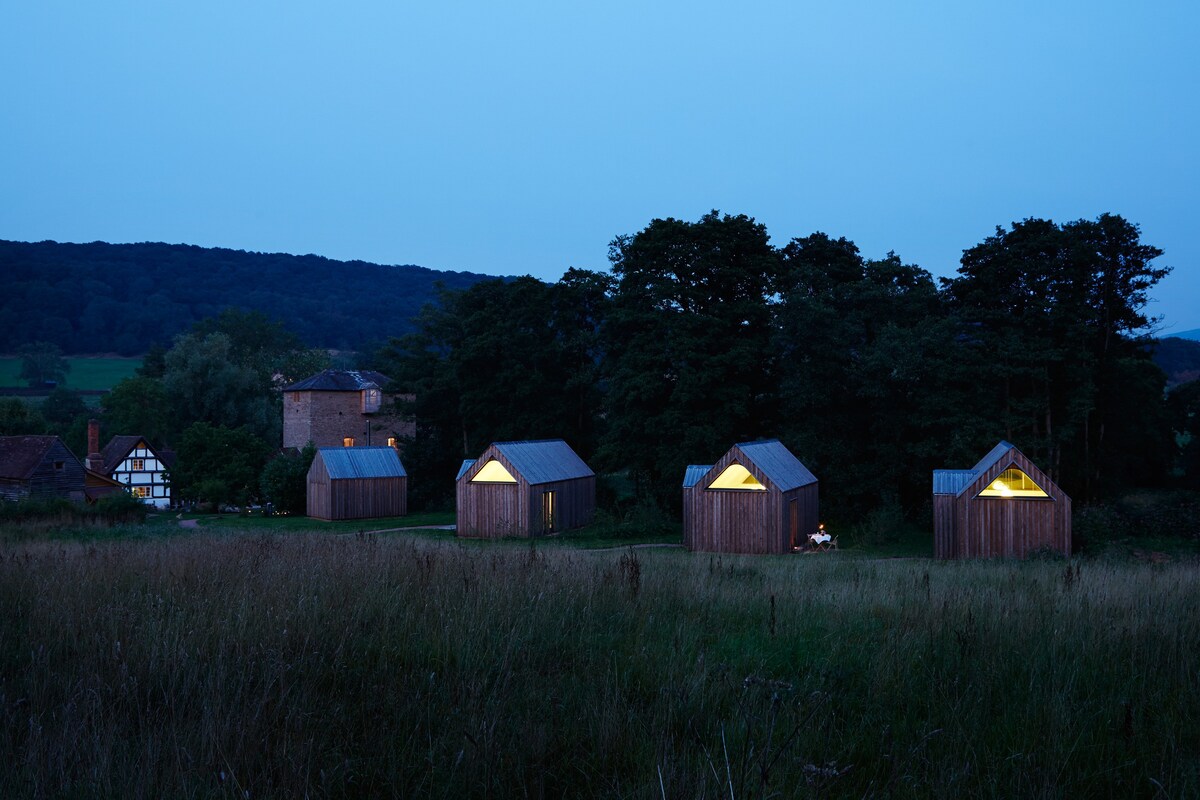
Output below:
[282,369,414,450]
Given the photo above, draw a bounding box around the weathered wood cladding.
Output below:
[306,454,407,521]
[684,445,818,555]
[934,446,1071,559]
[0,438,86,502]
[932,495,957,559]
[456,443,595,538]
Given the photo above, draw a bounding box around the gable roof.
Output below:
[317,447,407,479]
[933,441,1046,497]
[683,465,713,488]
[932,470,976,495]
[485,440,594,485]
[100,436,171,475]
[0,436,62,480]
[456,459,477,481]
[283,369,390,392]
[733,440,817,491]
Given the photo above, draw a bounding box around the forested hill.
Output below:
[0,240,503,354]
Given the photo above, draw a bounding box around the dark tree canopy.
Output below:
[0,240,501,354]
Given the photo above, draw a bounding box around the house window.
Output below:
[130,487,150,499]
[387,437,397,448]
[978,467,1049,498]
[53,461,64,471]
[470,459,517,483]
[361,388,382,414]
[541,491,556,533]
[343,437,355,447]
[291,392,301,403]
[708,463,767,490]
[130,459,145,471]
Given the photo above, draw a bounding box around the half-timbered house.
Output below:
[99,435,174,508]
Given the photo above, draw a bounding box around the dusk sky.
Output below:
[3,1,1197,331]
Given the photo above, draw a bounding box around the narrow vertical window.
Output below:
[541,491,556,533]
[343,437,354,447]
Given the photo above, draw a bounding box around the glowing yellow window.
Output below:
[707,463,767,491]
[471,459,517,483]
[979,468,1049,498]
[343,437,355,447]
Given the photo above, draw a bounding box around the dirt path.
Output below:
[177,517,199,529]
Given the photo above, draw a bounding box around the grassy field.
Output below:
[0,529,1197,798]
[0,356,142,390]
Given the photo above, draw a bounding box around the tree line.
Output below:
[380,211,1195,521]
[3,211,1194,524]
[0,240,495,355]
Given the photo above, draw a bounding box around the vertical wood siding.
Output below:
[306,454,408,520]
[456,444,596,538]
[684,446,819,555]
[933,495,957,559]
[935,447,1071,559]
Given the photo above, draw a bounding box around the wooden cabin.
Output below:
[932,441,1071,559]
[306,446,408,520]
[0,436,87,503]
[683,440,819,554]
[456,440,595,538]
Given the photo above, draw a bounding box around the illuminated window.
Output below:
[542,491,556,532]
[387,437,397,448]
[708,463,767,491]
[471,459,517,483]
[343,437,355,447]
[978,468,1049,498]
[130,487,150,499]
[130,459,145,471]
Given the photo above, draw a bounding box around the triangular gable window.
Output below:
[707,463,767,491]
[978,467,1049,498]
[471,459,517,483]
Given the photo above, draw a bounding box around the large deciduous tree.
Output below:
[17,341,69,387]
[943,214,1172,499]
[601,211,779,506]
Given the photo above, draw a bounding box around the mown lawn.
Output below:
[0,530,1196,798]
[0,356,142,390]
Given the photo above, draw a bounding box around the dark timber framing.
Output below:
[456,440,595,538]
[932,441,1072,559]
[683,440,819,555]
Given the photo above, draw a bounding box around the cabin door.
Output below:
[541,491,557,534]
[788,499,799,551]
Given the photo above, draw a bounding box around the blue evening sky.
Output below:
[3,1,1197,330]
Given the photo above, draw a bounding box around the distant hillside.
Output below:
[1170,328,1200,342]
[1153,337,1200,388]
[0,240,506,354]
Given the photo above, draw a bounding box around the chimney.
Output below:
[86,419,103,472]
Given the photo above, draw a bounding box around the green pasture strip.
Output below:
[0,356,142,390]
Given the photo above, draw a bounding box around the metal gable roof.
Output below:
[283,369,391,392]
[969,440,1015,475]
[456,459,477,481]
[735,440,817,491]
[933,470,976,495]
[318,447,407,479]
[491,440,593,485]
[683,465,713,488]
[932,441,1031,498]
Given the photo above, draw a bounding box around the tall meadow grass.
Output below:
[0,534,1197,798]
